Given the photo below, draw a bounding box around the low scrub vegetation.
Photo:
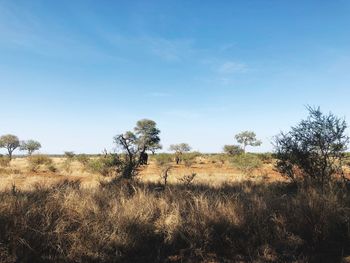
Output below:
[0,155,11,167]
[0,180,349,262]
[27,154,55,172]
[255,152,274,164]
[75,154,90,166]
[230,153,263,175]
[181,151,201,167]
[87,154,120,176]
[154,153,173,166]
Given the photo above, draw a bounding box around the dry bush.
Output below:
[255,152,274,164]
[209,154,229,167]
[64,151,75,159]
[27,154,54,172]
[179,173,197,186]
[0,180,349,262]
[75,154,90,166]
[0,155,11,167]
[182,152,201,167]
[159,165,172,187]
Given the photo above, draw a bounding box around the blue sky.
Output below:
[1,0,350,154]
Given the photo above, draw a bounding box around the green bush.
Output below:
[154,153,173,166]
[274,107,349,186]
[230,153,263,175]
[223,145,243,155]
[87,154,120,176]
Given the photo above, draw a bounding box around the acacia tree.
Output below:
[169,143,191,164]
[235,131,261,153]
[20,140,41,155]
[169,143,191,153]
[114,119,161,179]
[134,119,161,156]
[274,106,349,189]
[0,134,20,160]
[148,142,163,155]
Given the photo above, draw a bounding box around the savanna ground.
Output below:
[0,154,282,191]
[1,154,350,262]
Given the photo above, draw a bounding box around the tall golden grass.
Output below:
[0,179,349,262]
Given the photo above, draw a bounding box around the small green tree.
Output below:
[0,134,20,160]
[235,131,262,153]
[20,140,41,155]
[274,106,349,188]
[223,145,243,155]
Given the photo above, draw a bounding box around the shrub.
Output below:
[64,151,75,159]
[182,152,201,167]
[28,154,53,166]
[255,153,274,164]
[179,173,197,186]
[87,154,120,176]
[62,159,73,174]
[0,155,11,167]
[47,164,57,172]
[160,166,172,186]
[154,153,173,166]
[230,153,263,175]
[274,106,349,187]
[75,154,90,166]
[209,154,227,166]
[223,145,243,155]
[28,154,53,172]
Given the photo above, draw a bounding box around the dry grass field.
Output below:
[1,154,350,262]
[0,155,284,191]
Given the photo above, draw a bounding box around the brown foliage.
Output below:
[0,180,349,262]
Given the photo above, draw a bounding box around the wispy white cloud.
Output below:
[197,59,249,86]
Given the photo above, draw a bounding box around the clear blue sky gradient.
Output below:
[1,0,350,154]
